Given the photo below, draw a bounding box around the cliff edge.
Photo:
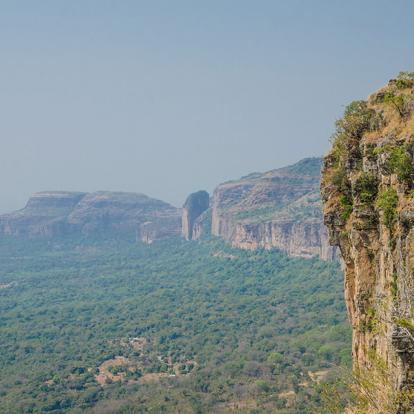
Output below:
[321,73,414,412]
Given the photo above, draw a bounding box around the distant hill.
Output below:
[0,191,181,242]
[206,158,336,260]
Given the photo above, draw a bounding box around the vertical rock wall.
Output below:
[321,75,414,412]
[181,191,209,240]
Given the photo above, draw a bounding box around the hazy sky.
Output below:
[1,1,414,212]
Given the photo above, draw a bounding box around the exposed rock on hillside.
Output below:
[321,73,414,412]
[0,191,181,242]
[211,158,336,260]
[182,191,209,240]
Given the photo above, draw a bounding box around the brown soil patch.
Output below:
[139,372,169,383]
[278,390,296,398]
[129,337,147,351]
[308,370,329,383]
[95,356,132,386]
[225,399,258,410]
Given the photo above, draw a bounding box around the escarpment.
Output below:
[321,73,414,412]
[2,160,338,259]
[211,158,336,260]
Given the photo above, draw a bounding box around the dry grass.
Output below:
[365,83,414,143]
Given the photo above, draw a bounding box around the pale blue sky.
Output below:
[1,1,413,212]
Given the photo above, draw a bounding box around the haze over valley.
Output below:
[1,2,414,413]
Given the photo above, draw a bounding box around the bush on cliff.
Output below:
[376,188,398,229]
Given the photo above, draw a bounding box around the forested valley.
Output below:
[0,236,350,413]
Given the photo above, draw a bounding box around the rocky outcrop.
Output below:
[182,191,209,240]
[321,74,414,412]
[0,191,181,242]
[211,158,336,260]
[139,216,182,244]
[229,219,335,260]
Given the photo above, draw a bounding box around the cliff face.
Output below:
[321,74,414,412]
[0,191,181,242]
[181,191,209,240]
[211,158,336,260]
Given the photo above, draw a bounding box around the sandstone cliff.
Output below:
[0,191,181,242]
[321,73,414,412]
[211,158,336,260]
[182,190,209,240]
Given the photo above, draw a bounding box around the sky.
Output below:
[1,1,414,212]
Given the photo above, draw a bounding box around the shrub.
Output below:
[383,92,410,119]
[334,101,378,142]
[354,173,378,204]
[374,144,413,183]
[267,352,283,364]
[330,101,381,175]
[376,188,398,229]
[395,318,414,336]
[255,379,270,393]
[340,195,353,221]
[388,146,412,183]
[395,71,414,89]
[332,168,351,195]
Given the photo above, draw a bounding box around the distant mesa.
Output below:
[0,191,181,243]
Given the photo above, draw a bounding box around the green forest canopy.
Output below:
[0,236,350,413]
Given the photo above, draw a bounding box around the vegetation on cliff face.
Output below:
[0,236,349,413]
[376,188,398,230]
[321,72,414,413]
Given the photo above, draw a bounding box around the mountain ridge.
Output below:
[0,158,335,260]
